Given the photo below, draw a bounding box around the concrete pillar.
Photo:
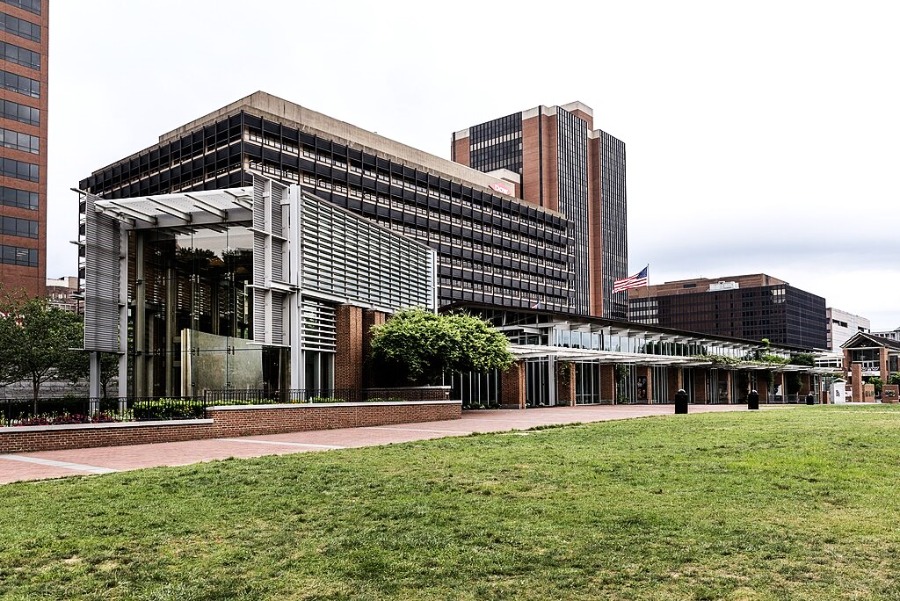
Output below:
[501,360,526,409]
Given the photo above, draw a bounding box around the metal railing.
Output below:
[1,396,206,427]
[2,387,453,427]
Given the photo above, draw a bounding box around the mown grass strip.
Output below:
[1,405,900,600]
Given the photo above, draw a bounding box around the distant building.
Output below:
[451,102,627,319]
[826,307,870,351]
[0,0,48,297]
[46,275,79,312]
[627,273,827,350]
[871,326,900,343]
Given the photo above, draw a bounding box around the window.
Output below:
[0,0,41,15]
[0,12,40,42]
[0,185,35,209]
[0,215,36,237]
[0,243,36,266]
[0,127,37,153]
[0,41,39,70]
[0,69,38,97]
[0,98,38,125]
[0,156,37,181]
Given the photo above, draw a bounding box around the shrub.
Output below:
[131,399,205,420]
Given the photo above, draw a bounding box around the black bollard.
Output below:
[675,388,688,414]
[748,389,759,410]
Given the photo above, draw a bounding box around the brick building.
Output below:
[0,0,47,297]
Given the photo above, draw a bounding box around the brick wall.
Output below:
[501,360,526,409]
[0,401,462,454]
[335,305,363,391]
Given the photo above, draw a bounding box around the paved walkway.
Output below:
[0,404,780,484]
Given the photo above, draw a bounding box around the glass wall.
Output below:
[132,226,284,398]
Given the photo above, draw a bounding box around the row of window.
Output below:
[0,40,39,70]
[0,184,35,209]
[301,171,569,254]
[0,156,36,181]
[0,68,38,97]
[0,243,35,266]
[0,126,37,153]
[0,214,35,237]
[0,0,40,15]
[439,254,567,287]
[0,11,39,42]
[0,97,39,125]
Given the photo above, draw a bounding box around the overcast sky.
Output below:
[47,0,900,331]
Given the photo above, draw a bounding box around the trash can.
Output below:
[675,388,688,414]
[748,389,760,410]
[805,392,815,405]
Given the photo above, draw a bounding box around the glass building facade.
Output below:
[629,282,828,350]
[599,130,627,319]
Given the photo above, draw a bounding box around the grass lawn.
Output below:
[2,405,900,600]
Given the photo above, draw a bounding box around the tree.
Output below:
[369,308,513,386]
[0,295,85,408]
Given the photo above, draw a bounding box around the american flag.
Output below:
[612,265,649,294]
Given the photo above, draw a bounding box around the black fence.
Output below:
[0,396,207,427]
[2,387,452,427]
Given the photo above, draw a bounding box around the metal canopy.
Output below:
[94,187,254,231]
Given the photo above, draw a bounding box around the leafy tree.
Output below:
[890,372,900,386]
[0,295,85,408]
[867,376,883,396]
[369,308,513,386]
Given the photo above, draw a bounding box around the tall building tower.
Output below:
[0,0,47,297]
[451,102,627,318]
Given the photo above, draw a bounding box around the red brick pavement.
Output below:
[0,404,784,484]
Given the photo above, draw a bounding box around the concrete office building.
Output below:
[627,274,827,350]
[0,0,47,297]
[451,102,627,319]
[80,92,578,316]
[826,307,870,352]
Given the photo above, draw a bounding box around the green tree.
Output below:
[889,372,900,386]
[369,308,513,386]
[867,376,883,396]
[0,295,85,408]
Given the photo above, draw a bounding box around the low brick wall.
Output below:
[0,400,462,454]
[0,420,217,454]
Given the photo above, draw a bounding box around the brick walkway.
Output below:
[0,403,782,484]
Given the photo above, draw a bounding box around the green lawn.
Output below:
[2,406,900,600]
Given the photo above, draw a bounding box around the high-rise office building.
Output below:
[451,102,627,318]
[0,0,46,297]
[627,274,828,350]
